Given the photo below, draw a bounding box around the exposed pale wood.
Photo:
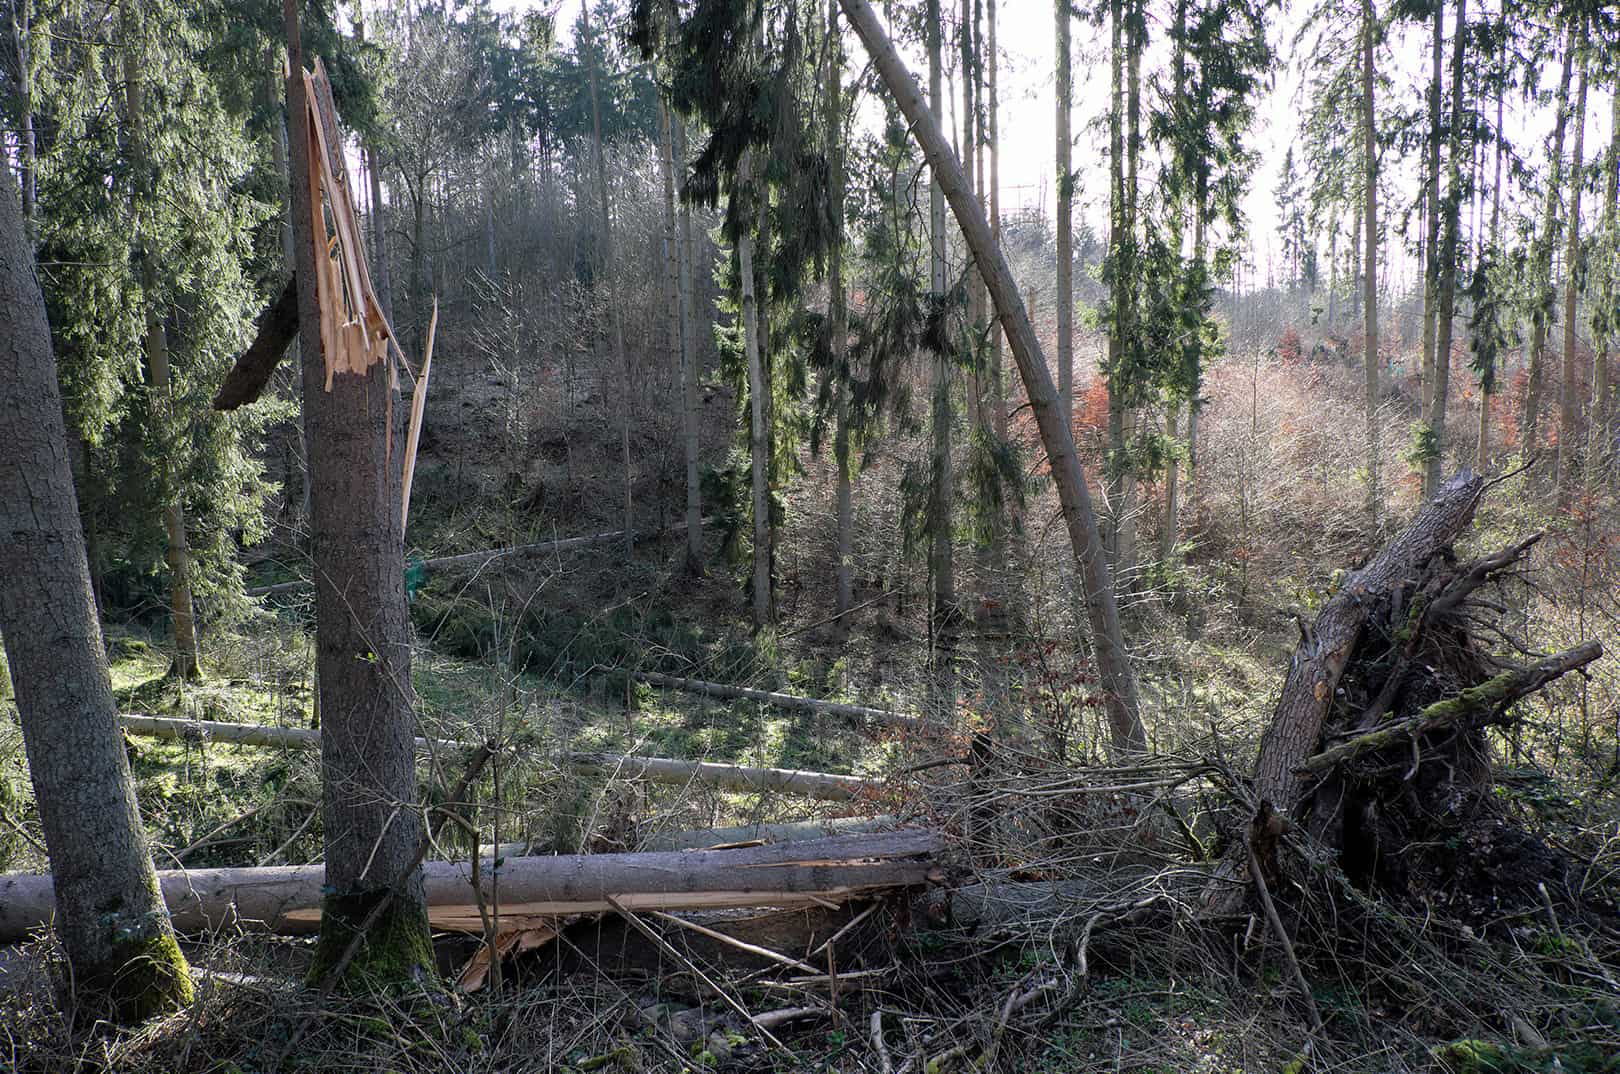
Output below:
[0,831,943,941]
[400,298,436,533]
[119,715,874,802]
[637,672,929,732]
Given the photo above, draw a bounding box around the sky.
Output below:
[491,0,1613,294]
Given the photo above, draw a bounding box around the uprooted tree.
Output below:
[1212,470,1604,918]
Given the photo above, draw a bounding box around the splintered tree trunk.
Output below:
[283,0,434,986]
[674,116,703,571]
[1424,0,1467,496]
[0,166,193,1021]
[828,0,854,620]
[838,0,1146,753]
[123,25,202,681]
[1522,20,1575,464]
[1556,27,1589,495]
[1361,0,1381,530]
[1055,0,1073,423]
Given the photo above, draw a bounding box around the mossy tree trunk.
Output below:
[282,0,434,989]
[0,162,193,1022]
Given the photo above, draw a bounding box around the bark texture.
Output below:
[0,168,192,1021]
[284,0,433,988]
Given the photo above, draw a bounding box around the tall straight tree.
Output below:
[1521,18,1575,464]
[122,6,202,680]
[0,164,193,1021]
[1555,18,1589,494]
[283,0,434,986]
[827,0,855,620]
[1423,0,1468,496]
[1361,0,1381,528]
[581,0,635,561]
[1419,1,1442,417]
[1055,0,1073,423]
[1594,82,1619,465]
[837,0,1146,752]
[674,115,703,570]
[927,0,955,643]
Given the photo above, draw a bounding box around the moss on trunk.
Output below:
[84,925,194,1023]
[306,888,436,991]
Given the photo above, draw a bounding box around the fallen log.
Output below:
[1298,640,1602,774]
[571,753,882,802]
[118,715,876,802]
[641,816,901,851]
[212,276,299,410]
[637,672,932,733]
[0,831,945,941]
[245,522,700,597]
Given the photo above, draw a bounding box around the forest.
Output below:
[0,0,1617,1070]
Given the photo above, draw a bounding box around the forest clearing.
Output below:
[0,0,1617,1071]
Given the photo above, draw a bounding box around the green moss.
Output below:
[1432,1040,1516,1074]
[306,887,436,992]
[89,924,195,1023]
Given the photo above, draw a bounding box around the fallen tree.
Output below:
[246,522,703,597]
[0,830,945,941]
[1210,470,1606,917]
[119,715,879,802]
[637,672,931,733]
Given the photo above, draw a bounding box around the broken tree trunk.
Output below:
[0,831,945,941]
[636,672,931,733]
[119,715,880,802]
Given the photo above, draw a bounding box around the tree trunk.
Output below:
[1555,24,1588,495]
[1055,0,1073,423]
[1419,2,1441,423]
[1423,0,1467,496]
[658,96,698,574]
[1251,472,1483,819]
[123,22,202,681]
[838,0,1146,753]
[14,3,35,231]
[1521,20,1575,464]
[738,153,772,629]
[1361,0,1381,530]
[0,163,193,1021]
[1477,67,1504,473]
[988,0,1005,446]
[674,116,703,571]
[0,832,944,942]
[927,0,955,645]
[1595,88,1619,467]
[283,0,434,987]
[828,0,854,620]
[581,2,634,563]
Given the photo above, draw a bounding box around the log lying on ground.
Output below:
[0,831,945,941]
[212,276,299,410]
[641,816,901,851]
[245,522,700,597]
[637,672,932,733]
[1299,640,1602,774]
[119,715,879,802]
[569,752,883,801]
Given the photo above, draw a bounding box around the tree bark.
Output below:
[1055,0,1073,423]
[0,832,945,942]
[1419,2,1442,422]
[828,0,854,620]
[1361,0,1381,530]
[1555,23,1588,494]
[123,18,201,681]
[1423,0,1467,496]
[1251,471,1483,817]
[1595,88,1619,467]
[1477,65,1504,473]
[672,116,704,571]
[927,0,955,644]
[838,0,1146,753]
[0,163,193,1020]
[736,151,772,629]
[988,0,1005,446]
[283,0,434,987]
